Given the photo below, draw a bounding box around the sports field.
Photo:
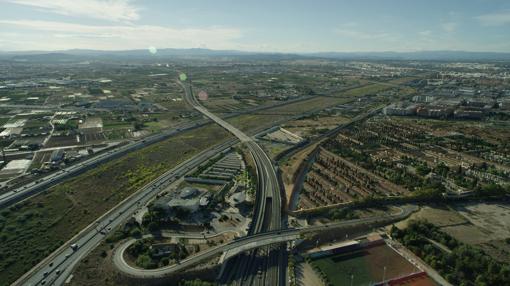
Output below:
[311,244,418,286]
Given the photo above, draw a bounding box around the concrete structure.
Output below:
[453,109,483,119]
[0,127,23,138]
[78,117,103,134]
[154,187,206,214]
[150,243,178,258]
[416,106,453,118]
[383,103,418,116]
[412,95,435,103]
[264,127,304,144]
[50,149,65,163]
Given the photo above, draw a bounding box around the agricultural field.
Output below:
[283,113,352,139]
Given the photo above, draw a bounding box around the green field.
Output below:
[311,244,417,286]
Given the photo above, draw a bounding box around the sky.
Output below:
[0,0,509,53]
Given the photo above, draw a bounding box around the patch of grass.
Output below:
[310,244,416,286]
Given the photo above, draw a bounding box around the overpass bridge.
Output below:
[113,229,300,279]
[113,205,418,279]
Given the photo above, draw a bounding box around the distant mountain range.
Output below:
[1,48,510,62]
[306,51,510,61]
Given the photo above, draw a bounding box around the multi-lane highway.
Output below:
[14,139,238,286]
[112,205,418,279]
[180,80,285,286]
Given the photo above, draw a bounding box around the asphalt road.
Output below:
[179,80,285,286]
[113,230,299,278]
[112,205,418,279]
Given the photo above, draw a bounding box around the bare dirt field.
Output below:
[395,205,468,229]
[453,203,510,241]
[395,203,510,263]
[280,142,320,208]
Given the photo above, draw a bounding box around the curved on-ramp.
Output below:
[113,205,418,279]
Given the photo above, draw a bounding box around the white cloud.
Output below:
[441,22,457,33]
[334,28,396,41]
[0,20,243,51]
[5,0,139,22]
[419,30,432,37]
[475,11,510,26]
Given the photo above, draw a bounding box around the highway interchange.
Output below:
[9,76,403,286]
[14,76,285,286]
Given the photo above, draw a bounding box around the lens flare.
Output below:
[198,90,208,101]
[148,46,157,54]
[179,73,187,81]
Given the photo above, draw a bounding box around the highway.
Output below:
[14,139,238,286]
[179,80,284,286]
[0,119,212,209]
[112,205,418,279]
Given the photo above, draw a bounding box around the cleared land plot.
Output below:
[284,115,351,138]
[82,132,106,143]
[454,203,510,240]
[103,129,131,140]
[395,205,468,229]
[45,135,80,148]
[311,244,419,286]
